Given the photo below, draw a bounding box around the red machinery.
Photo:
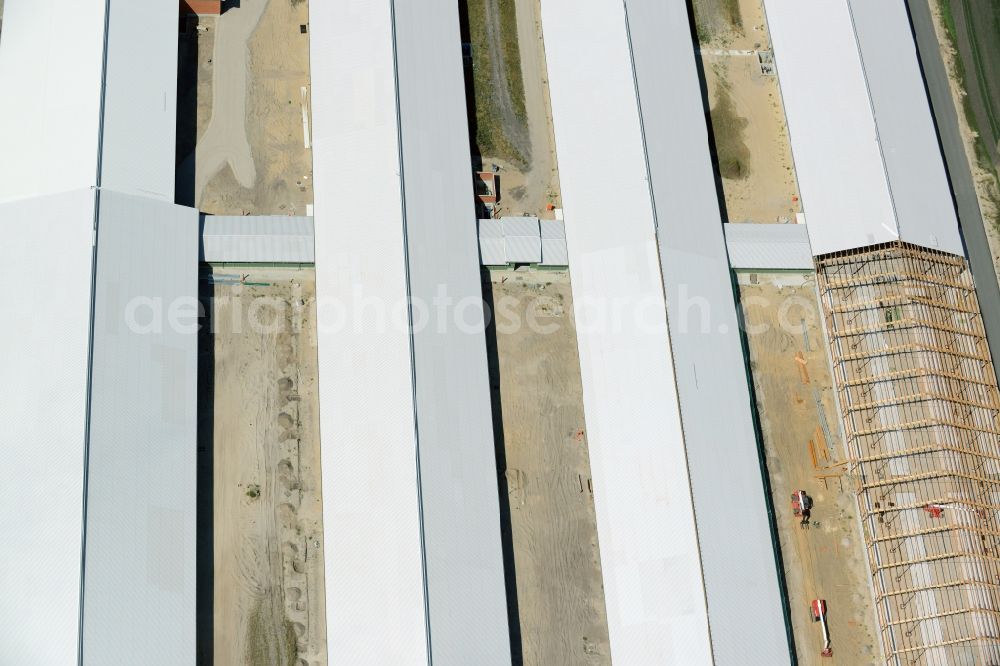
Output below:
[811,599,833,657]
[792,490,813,525]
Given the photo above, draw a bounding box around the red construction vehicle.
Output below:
[811,599,833,657]
[792,490,813,526]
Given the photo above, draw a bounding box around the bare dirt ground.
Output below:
[210,268,326,666]
[484,270,610,666]
[694,0,801,223]
[739,273,880,665]
[468,0,562,218]
[181,0,313,215]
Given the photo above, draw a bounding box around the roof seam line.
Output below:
[388,1,434,663]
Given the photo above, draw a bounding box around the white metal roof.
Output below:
[82,191,199,665]
[99,0,179,201]
[393,0,512,659]
[310,0,428,663]
[764,0,962,256]
[0,0,104,201]
[0,189,96,665]
[477,219,508,265]
[623,2,792,661]
[0,0,178,203]
[201,215,315,263]
[0,190,200,665]
[724,223,814,270]
[502,216,542,262]
[542,0,714,661]
[540,219,569,266]
[504,236,542,263]
[501,215,540,237]
[477,217,569,267]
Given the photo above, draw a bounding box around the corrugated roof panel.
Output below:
[724,223,813,270]
[625,2,791,662]
[764,0,897,255]
[540,218,566,240]
[100,0,179,200]
[846,0,962,255]
[0,189,96,665]
[201,216,315,263]
[540,238,569,266]
[82,191,199,665]
[310,0,429,660]
[478,217,504,239]
[504,234,542,263]
[394,0,512,658]
[501,215,540,238]
[764,0,962,256]
[479,237,508,265]
[542,0,715,661]
[0,0,105,201]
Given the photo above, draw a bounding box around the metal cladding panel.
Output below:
[540,218,566,240]
[309,0,428,662]
[764,0,899,255]
[847,0,962,256]
[99,0,178,201]
[478,217,504,239]
[540,238,569,267]
[624,2,791,662]
[542,0,714,662]
[82,191,199,664]
[201,216,316,263]
[0,189,97,664]
[479,237,508,266]
[724,223,813,270]
[393,0,511,662]
[500,215,540,238]
[0,0,105,201]
[504,235,542,263]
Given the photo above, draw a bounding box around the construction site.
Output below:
[720,0,1000,662]
[816,243,1000,664]
[9,0,1000,665]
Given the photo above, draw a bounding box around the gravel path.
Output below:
[193,0,270,205]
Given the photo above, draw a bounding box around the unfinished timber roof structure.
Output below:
[817,243,1000,664]
[764,1,1000,663]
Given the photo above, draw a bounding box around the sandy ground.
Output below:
[695,0,801,223]
[739,273,880,665]
[484,270,610,665]
[484,0,562,219]
[181,0,313,215]
[927,1,1000,280]
[210,268,326,666]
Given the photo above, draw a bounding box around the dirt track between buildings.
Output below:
[466,0,561,218]
[210,268,326,666]
[740,273,880,665]
[178,0,313,215]
[695,0,801,223]
[485,270,610,666]
[484,0,530,165]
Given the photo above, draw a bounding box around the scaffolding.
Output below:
[816,242,1000,666]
